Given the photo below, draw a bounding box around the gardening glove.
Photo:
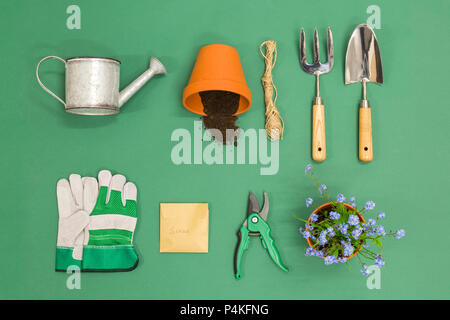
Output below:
[56,174,98,271]
[82,169,139,271]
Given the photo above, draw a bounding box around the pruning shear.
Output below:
[234,192,289,279]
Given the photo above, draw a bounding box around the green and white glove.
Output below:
[55,174,98,271]
[82,170,139,271]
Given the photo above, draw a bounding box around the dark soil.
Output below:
[200,90,240,145]
[308,205,362,259]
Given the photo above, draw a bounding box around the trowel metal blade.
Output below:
[345,24,383,85]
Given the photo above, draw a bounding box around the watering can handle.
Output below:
[36,56,66,107]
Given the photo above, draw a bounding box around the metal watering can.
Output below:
[36,56,167,115]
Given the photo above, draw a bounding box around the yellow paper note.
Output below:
[160,203,209,253]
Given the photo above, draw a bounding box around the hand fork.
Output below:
[300,27,334,162]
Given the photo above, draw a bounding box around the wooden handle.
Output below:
[312,104,326,162]
[359,107,373,162]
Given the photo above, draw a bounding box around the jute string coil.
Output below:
[260,40,284,141]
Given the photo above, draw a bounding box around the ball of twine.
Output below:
[260,40,284,141]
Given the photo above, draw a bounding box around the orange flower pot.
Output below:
[306,202,365,260]
[182,44,252,116]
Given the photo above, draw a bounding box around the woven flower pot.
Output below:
[306,202,366,260]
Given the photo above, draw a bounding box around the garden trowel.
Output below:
[345,24,383,162]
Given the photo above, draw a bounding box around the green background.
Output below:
[1,0,449,299]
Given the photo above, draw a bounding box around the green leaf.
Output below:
[333,248,339,258]
[373,238,383,248]
[295,217,322,229]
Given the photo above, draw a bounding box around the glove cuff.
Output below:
[55,247,82,272]
[82,245,139,272]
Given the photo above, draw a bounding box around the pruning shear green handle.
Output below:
[234,192,288,279]
[235,225,249,280]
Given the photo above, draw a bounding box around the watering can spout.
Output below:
[119,57,167,108]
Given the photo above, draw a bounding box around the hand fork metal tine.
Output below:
[313,28,320,64]
[299,27,334,76]
[299,27,334,97]
[327,27,334,70]
[300,28,307,67]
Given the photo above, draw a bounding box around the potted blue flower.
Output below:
[298,164,405,276]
